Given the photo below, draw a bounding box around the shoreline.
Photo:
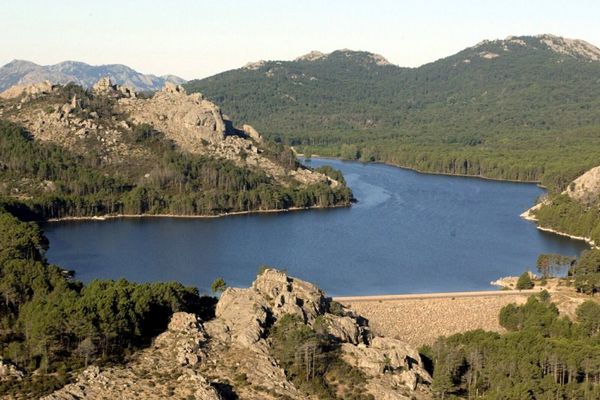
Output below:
[520,206,598,248]
[300,154,544,186]
[45,203,350,223]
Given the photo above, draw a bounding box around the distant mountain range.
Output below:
[0,60,186,92]
[185,34,600,189]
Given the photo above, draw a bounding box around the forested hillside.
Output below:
[186,34,600,191]
[0,80,351,221]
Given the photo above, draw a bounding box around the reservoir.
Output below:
[44,158,588,296]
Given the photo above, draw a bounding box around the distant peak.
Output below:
[3,59,39,68]
[473,34,600,61]
[295,49,392,66]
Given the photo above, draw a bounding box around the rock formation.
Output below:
[0,80,55,100]
[1,78,338,188]
[44,269,432,399]
[564,165,600,204]
[0,358,23,382]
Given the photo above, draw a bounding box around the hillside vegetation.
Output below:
[0,211,213,397]
[429,291,600,399]
[186,34,600,191]
[0,81,351,221]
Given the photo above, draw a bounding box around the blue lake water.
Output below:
[44,158,588,296]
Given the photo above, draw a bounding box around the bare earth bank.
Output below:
[335,286,591,347]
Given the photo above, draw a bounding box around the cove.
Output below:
[43,158,588,296]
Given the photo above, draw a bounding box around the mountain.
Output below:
[0,78,351,220]
[185,34,600,190]
[0,59,186,92]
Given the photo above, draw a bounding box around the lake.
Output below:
[44,158,588,296]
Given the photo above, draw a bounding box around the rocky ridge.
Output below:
[470,34,600,62]
[0,59,186,92]
[44,269,432,399]
[0,78,338,188]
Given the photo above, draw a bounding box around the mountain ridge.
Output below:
[0,59,186,92]
[185,33,600,191]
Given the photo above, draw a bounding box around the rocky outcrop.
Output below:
[537,34,600,61]
[122,82,227,146]
[0,357,23,381]
[564,165,600,204]
[43,313,221,400]
[1,78,339,189]
[242,123,262,142]
[342,336,432,395]
[45,269,431,399]
[92,76,137,98]
[0,80,55,100]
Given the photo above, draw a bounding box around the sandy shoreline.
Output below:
[45,203,350,223]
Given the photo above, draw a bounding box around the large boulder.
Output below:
[242,124,262,142]
[0,80,54,99]
[253,268,327,323]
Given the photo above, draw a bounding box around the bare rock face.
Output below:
[92,76,137,98]
[565,165,600,204]
[0,357,23,381]
[242,123,262,142]
[341,336,432,398]
[252,268,327,322]
[92,76,113,93]
[0,80,54,99]
[43,312,221,400]
[324,313,362,344]
[207,269,430,399]
[2,79,338,190]
[121,82,227,147]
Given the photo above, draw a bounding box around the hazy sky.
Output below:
[2,0,599,79]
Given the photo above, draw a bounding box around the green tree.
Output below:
[536,253,574,278]
[516,272,534,290]
[576,301,600,336]
[210,277,227,294]
[573,249,600,295]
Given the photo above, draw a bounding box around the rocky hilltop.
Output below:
[1,78,335,188]
[0,78,350,219]
[0,60,185,92]
[186,34,600,189]
[43,269,432,400]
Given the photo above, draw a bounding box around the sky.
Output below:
[2,0,600,80]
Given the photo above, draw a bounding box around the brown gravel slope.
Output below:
[335,291,533,347]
